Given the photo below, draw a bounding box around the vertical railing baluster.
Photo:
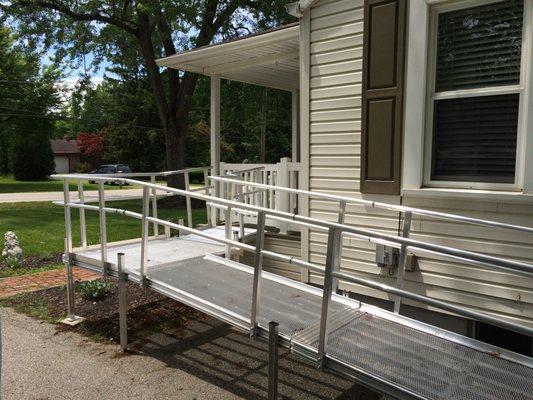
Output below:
[63,179,72,254]
[97,181,107,271]
[317,226,340,369]
[140,186,150,284]
[269,171,274,209]
[262,170,267,208]
[117,252,128,352]
[250,211,266,335]
[394,211,412,314]
[184,171,193,228]
[204,168,212,226]
[77,180,87,247]
[224,205,233,259]
[331,200,346,292]
[237,177,245,240]
[150,175,159,236]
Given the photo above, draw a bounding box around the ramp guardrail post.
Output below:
[77,180,87,247]
[394,211,412,314]
[250,211,266,335]
[140,186,150,285]
[150,175,159,236]
[225,205,233,259]
[204,168,212,227]
[97,181,108,274]
[268,321,279,400]
[62,179,72,254]
[117,253,128,352]
[238,179,245,240]
[317,226,340,369]
[184,171,193,228]
[331,200,346,293]
[62,238,84,326]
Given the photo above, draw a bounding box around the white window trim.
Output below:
[402,0,533,198]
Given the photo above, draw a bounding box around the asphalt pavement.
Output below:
[0,307,382,400]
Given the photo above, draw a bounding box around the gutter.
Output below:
[286,0,320,17]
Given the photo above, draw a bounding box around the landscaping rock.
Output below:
[2,231,23,261]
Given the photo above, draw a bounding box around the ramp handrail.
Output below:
[52,172,533,373]
[209,175,533,234]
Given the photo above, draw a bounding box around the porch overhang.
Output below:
[155,23,299,92]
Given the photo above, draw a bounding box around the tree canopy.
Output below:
[0,25,60,179]
[0,0,295,186]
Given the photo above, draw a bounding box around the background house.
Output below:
[51,138,80,174]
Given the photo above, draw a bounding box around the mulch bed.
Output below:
[0,252,62,271]
[1,278,208,352]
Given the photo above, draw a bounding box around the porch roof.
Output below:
[156,23,299,92]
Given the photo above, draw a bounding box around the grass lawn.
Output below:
[0,199,208,258]
[0,175,147,194]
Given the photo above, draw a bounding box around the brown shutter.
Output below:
[360,0,406,195]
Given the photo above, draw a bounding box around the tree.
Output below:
[0,0,294,188]
[0,24,60,178]
[77,131,106,166]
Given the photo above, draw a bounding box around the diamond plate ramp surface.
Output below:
[146,256,347,339]
[323,311,533,400]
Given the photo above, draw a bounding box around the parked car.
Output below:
[88,164,132,184]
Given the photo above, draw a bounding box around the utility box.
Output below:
[376,244,398,269]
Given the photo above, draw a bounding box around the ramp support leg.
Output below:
[250,211,266,336]
[61,244,84,326]
[117,253,128,352]
[317,227,340,368]
[268,321,279,400]
[394,211,412,314]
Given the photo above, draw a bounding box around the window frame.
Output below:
[423,0,530,191]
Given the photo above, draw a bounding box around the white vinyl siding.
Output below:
[304,0,533,328]
[243,234,302,281]
[307,0,402,297]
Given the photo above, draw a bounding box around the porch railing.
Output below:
[219,158,301,231]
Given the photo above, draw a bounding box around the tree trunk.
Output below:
[165,113,185,190]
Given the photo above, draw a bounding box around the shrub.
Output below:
[76,280,110,301]
[12,133,55,180]
[4,256,22,270]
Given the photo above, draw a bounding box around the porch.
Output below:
[156,23,302,229]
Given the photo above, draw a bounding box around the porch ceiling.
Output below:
[156,24,299,92]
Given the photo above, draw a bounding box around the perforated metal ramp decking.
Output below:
[73,241,533,400]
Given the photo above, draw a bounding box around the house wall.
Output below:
[304,0,400,294]
[54,156,70,174]
[242,233,302,281]
[300,0,533,328]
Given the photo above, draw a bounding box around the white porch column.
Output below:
[210,75,221,225]
[292,90,300,163]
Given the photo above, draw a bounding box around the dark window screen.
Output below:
[436,0,523,92]
[431,94,519,183]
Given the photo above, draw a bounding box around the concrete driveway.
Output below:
[0,189,145,204]
[1,307,381,400]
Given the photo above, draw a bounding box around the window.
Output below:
[425,0,527,188]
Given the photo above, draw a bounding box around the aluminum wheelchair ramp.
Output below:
[53,172,533,400]
[131,254,533,400]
